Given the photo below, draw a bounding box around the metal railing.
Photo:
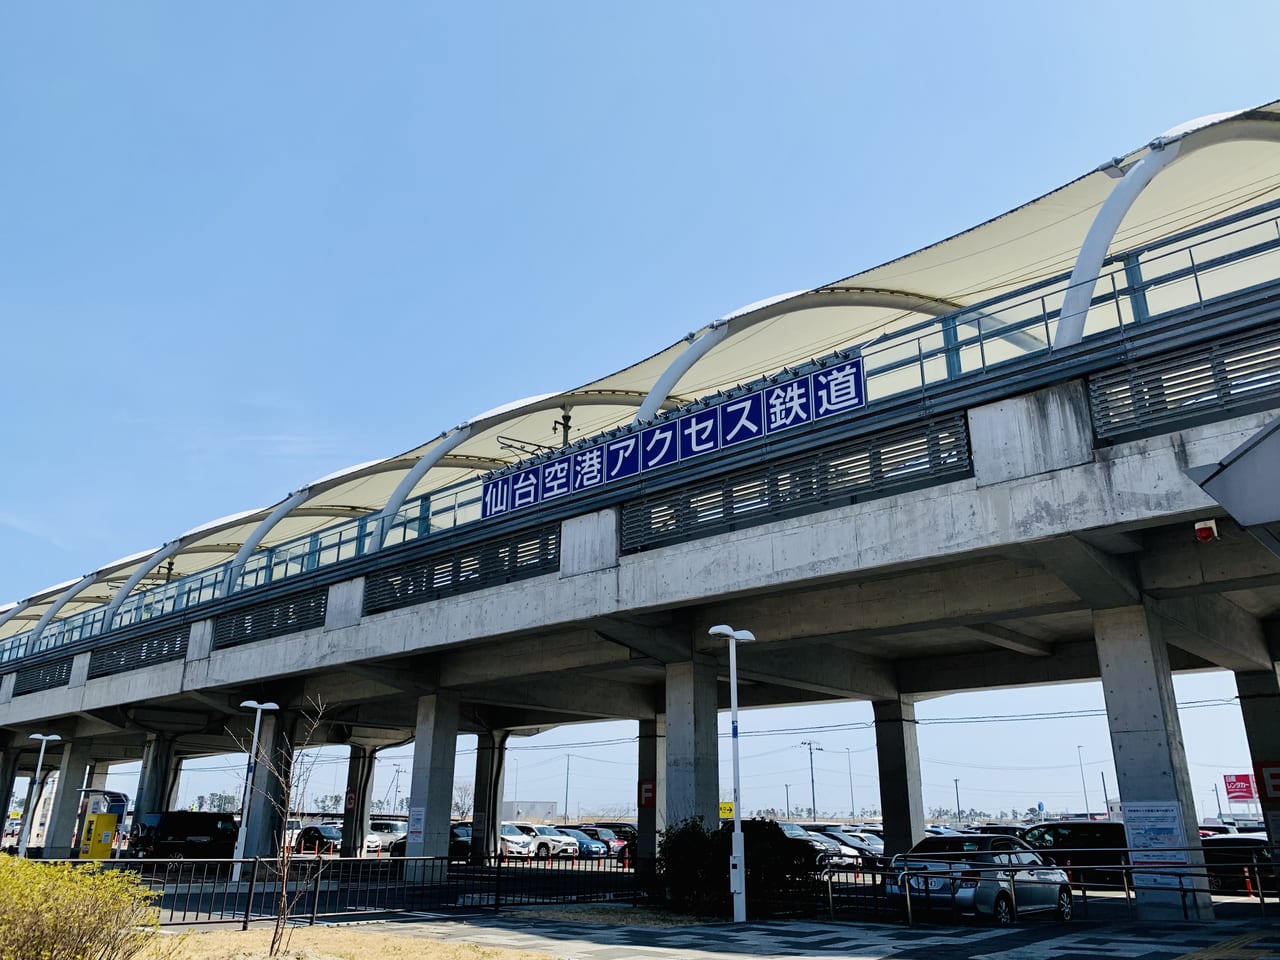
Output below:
[50,854,640,927]
[5,199,1280,669]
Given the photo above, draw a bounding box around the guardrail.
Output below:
[820,841,1280,925]
[48,853,641,927]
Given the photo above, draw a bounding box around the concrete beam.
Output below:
[454,675,660,720]
[1140,521,1280,597]
[1147,595,1270,672]
[1030,536,1140,608]
[590,616,692,663]
[957,624,1052,657]
[439,630,631,686]
[735,645,898,700]
[698,559,1081,648]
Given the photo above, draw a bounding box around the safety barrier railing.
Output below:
[5,199,1280,670]
[47,853,642,927]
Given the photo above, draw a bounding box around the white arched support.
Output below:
[103,540,186,630]
[370,427,474,553]
[219,489,314,598]
[29,573,101,652]
[1054,115,1280,350]
[632,288,997,425]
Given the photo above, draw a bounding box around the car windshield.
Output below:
[777,822,810,838]
[316,826,342,839]
[501,824,525,837]
[560,829,590,842]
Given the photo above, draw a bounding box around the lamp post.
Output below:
[954,778,962,827]
[232,700,278,876]
[1076,745,1090,817]
[18,733,61,857]
[709,624,755,924]
[842,748,855,818]
[785,784,791,819]
[800,740,818,818]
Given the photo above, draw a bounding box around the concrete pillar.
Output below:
[664,659,718,828]
[134,734,179,823]
[637,716,665,880]
[340,744,377,858]
[471,730,508,863]
[85,762,109,790]
[1096,604,1211,919]
[405,692,459,858]
[43,741,91,858]
[873,698,925,857]
[0,739,19,834]
[1234,667,1280,840]
[241,712,296,859]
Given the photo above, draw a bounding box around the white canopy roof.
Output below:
[6,99,1280,639]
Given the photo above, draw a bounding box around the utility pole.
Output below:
[800,741,818,817]
[844,748,856,818]
[1214,782,1224,819]
[1076,745,1090,817]
[785,784,791,819]
[563,755,570,824]
[954,778,962,826]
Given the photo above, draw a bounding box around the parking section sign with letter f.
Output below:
[638,780,656,809]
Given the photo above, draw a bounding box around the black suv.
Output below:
[132,811,238,859]
[1019,820,1129,884]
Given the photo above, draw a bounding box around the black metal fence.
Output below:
[70,854,640,927]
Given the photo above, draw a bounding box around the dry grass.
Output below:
[149,928,552,960]
[149,904,710,960]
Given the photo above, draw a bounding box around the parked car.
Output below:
[132,811,238,860]
[1202,834,1277,894]
[970,823,1026,837]
[387,822,472,860]
[369,819,408,849]
[719,819,832,872]
[500,823,534,858]
[558,827,609,858]
[586,821,637,846]
[813,830,863,867]
[509,823,579,859]
[886,834,1072,925]
[295,824,343,856]
[1019,820,1129,884]
[574,824,628,859]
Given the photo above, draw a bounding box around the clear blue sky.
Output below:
[2,2,1276,822]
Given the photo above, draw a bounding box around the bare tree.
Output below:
[231,697,327,958]
[452,781,474,819]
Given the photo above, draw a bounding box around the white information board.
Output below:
[408,806,425,844]
[1122,801,1189,889]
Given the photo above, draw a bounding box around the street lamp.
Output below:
[709,623,755,924]
[954,778,962,827]
[1076,745,1090,817]
[232,700,278,873]
[843,748,856,818]
[18,733,61,857]
[800,741,819,818]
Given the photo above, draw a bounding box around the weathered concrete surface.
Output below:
[970,380,1094,486]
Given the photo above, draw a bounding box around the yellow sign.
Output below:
[719,802,735,819]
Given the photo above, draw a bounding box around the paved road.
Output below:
[325,910,1280,960]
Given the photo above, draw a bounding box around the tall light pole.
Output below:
[954,778,962,826]
[800,741,818,818]
[1076,745,1090,817]
[843,748,856,818]
[785,784,791,819]
[18,733,61,857]
[232,700,278,874]
[709,624,755,924]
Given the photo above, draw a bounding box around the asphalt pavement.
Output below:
[307,908,1280,960]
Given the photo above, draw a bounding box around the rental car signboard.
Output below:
[1224,773,1258,801]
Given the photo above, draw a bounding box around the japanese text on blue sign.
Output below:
[481,359,864,518]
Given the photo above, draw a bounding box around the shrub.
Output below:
[0,857,164,960]
[655,817,827,919]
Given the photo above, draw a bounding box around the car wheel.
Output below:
[993,893,1016,926]
[1208,874,1223,892]
[1056,887,1073,921]
[536,843,550,859]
